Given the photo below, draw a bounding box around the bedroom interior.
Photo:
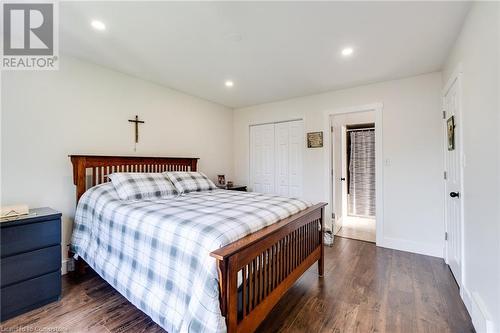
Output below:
[1,1,499,333]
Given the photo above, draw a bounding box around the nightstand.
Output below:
[0,207,62,321]
[216,185,247,192]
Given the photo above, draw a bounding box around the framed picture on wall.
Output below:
[447,116,455,151]
[307,131,323,148]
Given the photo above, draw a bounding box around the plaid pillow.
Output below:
[108,173,177,200]
[164,171,217,194]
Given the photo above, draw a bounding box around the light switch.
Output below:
[385,158,391,166]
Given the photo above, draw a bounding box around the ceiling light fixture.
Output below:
[341,47,354,57]
[225,80,234,87]
[91,20,106,31]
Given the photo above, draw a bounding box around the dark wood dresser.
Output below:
[0,208,62,321]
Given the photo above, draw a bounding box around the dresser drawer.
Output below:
[1,219,61,257]
[1,270,61,321]
[1,245,61,287]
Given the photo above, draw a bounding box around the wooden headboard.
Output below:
[69,155,199,202]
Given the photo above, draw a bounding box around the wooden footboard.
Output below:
[211,203,327,333]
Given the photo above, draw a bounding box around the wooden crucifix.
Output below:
[128,115,145,143]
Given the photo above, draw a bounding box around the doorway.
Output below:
[331,111,376,243]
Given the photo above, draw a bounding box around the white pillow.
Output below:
[108,173,177,200]
[164,171,218,194]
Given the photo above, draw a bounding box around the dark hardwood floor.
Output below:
[1,237,474,333]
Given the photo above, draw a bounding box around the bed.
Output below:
[69,155,326,333]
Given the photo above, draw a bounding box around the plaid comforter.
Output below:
[71,183,310,333]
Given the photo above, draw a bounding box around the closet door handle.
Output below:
[449,191,460,198]
[340,178,346,181]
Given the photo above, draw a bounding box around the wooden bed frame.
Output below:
[69,155,326,333]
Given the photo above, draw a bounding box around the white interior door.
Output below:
[275,122,290,196]
[250,124,275,194]
[250,120,303,197]
[332,122,349,234]
[341,126,348,221]
[331,124,343,233]
[444,77,462,286]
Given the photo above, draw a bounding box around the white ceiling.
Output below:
[60,1,470,108]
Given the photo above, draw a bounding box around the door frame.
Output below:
[442,64,465,292]
[323,103,384,245]
[330,123,348,234]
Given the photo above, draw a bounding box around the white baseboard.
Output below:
[462,287,495,333]
[378,237,444,258]
[462,286,472,313]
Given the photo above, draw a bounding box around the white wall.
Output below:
[233,72,445,257]
[1,56,234,263]
[443,2,500,331]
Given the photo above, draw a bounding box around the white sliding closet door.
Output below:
[250,120,303,197]
[289,121,303,197]
[275,122,290,196]
[250,123,275,194]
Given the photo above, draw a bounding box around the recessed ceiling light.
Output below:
[341,47,354,56]
[225,80,234,87]
[91,20,106,31]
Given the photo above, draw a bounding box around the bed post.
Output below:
[69,155,88,278]
[217,259,228,316]
[318,206,325,277]
[226,259,238,333]
[71,156,87,203]
[190,158,198,171]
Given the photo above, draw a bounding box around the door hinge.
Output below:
[442,110,446,119]
[331,126,334,132]
[331,169,334,176]
[444,171,447,180]
[445,232,448,241]
[332,212,335,219]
